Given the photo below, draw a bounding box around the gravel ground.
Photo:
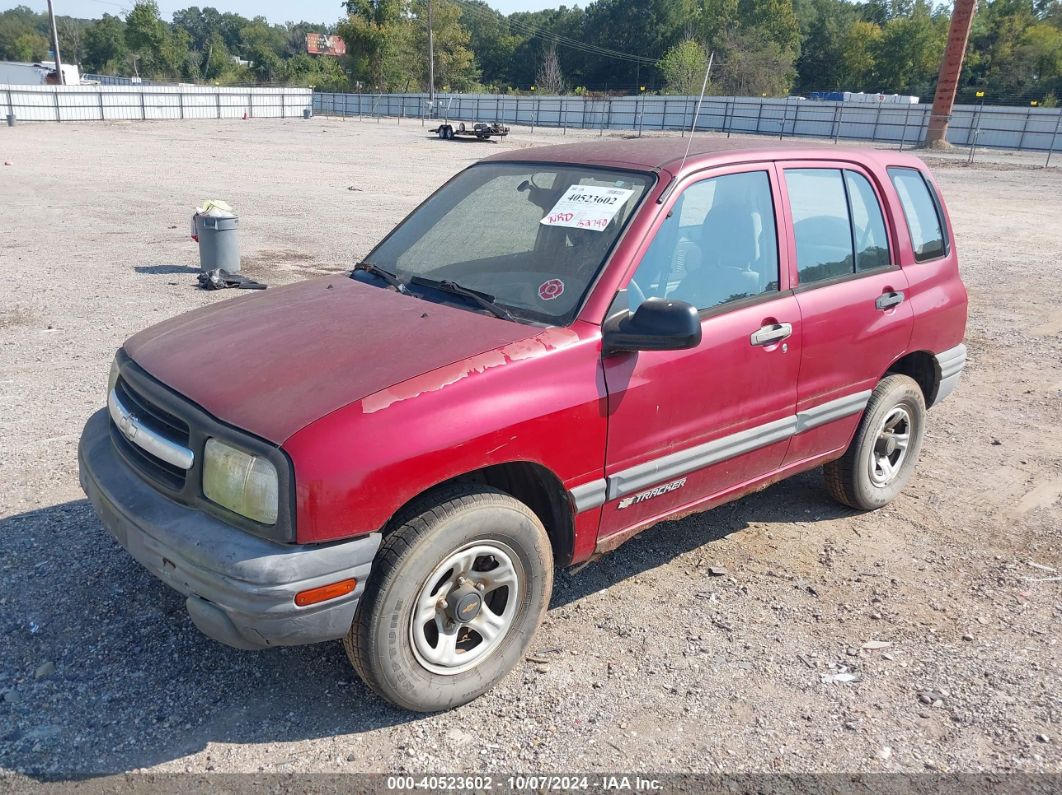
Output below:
[0,119,1060,780]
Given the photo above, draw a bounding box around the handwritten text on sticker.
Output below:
[541,185,635,232]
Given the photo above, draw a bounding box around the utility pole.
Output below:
[924,0,976,149]
[427,0,436,113]
[46,0,65,85]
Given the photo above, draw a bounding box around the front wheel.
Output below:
[345,485,553,712]
[824,374,927,510]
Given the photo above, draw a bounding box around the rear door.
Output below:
[777,162,914,466]
[599,164,800,540]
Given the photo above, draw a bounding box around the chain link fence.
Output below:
[313,92,1062,164]
[3,84,313,122]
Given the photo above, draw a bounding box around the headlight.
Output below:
[108,355,120,396]
[202,438,279,525]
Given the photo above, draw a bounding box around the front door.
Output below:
[599,165,800,540]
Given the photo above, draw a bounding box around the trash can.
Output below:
[303,108,312,120]
[5,114,13,127]
[194,213,240,273]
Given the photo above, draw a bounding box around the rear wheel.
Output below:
[345,485,553,712]
[824,374,926,510]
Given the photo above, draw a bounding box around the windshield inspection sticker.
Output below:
[541,185,635,232]
[538,278,565,301]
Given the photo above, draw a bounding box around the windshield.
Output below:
[360,162,653,324]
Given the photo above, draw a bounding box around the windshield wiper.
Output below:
[352,262,407,293]
[408,276,515,321]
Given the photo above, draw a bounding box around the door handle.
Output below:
[876,291,905,311]
[750,322,793,346]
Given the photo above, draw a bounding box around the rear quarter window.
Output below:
[888,167,947,262]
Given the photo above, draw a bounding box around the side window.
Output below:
[785,168,853,284]
[845,171,891,271]
[629,170,779,312]
[888,167,946,262]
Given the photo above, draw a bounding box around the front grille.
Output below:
[106,349,297,543]
[110,375,191,492]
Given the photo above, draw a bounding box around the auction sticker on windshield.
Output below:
[541,184,635,231]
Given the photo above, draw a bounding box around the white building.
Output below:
[0,60,82,86]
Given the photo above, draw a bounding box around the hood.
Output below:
[123,276,540,444]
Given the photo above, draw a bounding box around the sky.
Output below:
[6,0,573,25]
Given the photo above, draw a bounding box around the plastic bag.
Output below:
[191,200,235,241]
[196,199,235,218]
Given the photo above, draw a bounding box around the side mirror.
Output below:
[603,297,701,354]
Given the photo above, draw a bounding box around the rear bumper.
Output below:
[78,408,381,649]
[932,343,967,406]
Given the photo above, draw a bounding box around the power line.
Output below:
[449,0,660,66]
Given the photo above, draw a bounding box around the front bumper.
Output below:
[78,408,381,649]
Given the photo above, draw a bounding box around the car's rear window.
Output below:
[888,167,947,262]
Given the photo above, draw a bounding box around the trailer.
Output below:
[430,121,510,141]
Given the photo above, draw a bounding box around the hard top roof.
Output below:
[482,136,924,176]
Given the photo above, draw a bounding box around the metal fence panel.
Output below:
[309,92,1062,153]
[3,84,313,123]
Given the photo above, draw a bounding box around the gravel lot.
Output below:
[1,119,1060,780]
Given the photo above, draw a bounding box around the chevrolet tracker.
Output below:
[79,139,968,712]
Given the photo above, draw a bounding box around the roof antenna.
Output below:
[677,51,715,175]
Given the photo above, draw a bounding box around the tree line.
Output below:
[1,0,1059,105]
[0,3,349,89]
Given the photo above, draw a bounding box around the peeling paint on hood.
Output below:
[361,326,582,414]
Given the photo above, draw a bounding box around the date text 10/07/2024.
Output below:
[385,775,664,791]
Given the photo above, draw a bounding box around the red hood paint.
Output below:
[123,277,540,444]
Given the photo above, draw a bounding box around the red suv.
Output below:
[79,140,967,712]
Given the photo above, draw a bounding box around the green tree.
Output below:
[738,0,800,55]
[963,0,1062,100]
[0,5,47,61]
[660,38,711,94]
[125,1,170,75]
[507,7,587,89]
[457,0,520,90]
[125,2,167,57]
[793,0,858,91]
[200,31,233,80]
[716,28,797,95]
[1019,22,1062,86]
[339,0,412,91]
[240,17,287,82]
[10,31,49,60]
[698,0,739,48]
[284,51,350,90]
[871,0,947,95]
[82,13,127,73]
[581,0,695,88]
[838,20,883,88]
[412,0,479,91]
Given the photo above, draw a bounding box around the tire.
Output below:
[444,125,455,140]
[823,374,927,511]
[436,126,447,139]
[345,485,553,712]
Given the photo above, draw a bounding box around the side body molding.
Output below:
[568,390,873,511]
